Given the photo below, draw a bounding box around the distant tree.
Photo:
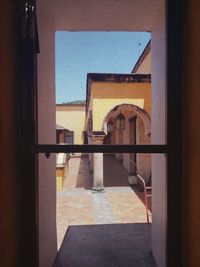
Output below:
[61,100,86,105]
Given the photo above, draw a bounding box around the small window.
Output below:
[64,131,74,144]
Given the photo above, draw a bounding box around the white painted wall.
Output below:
[151,4,167,266]
[37,0,166,266]
[51,0,162,31]
[37,2,57,267]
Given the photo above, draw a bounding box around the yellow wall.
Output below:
[89,82,151,131]
[135,51,151,74]
[56,105,85,144]
[56,168,65,191]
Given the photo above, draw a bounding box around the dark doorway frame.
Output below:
[24,0,184,266]
[166,0,183,266]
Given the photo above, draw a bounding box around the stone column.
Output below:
[91,133,105,192]
[87,135,93,173]
[89,153,93,173]
[93,153,104,191]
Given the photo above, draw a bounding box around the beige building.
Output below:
[132,40,151,74]
[56,103,86,189]
[56,103,85,144]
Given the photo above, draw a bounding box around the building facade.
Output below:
[56,103,85,145]
[85,73,151,183]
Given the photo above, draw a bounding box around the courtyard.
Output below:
[56,154,151,248]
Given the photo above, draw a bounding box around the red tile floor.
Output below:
[56,154,152,248]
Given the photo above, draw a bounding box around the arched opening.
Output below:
[103,104,151,182]
[103,103,151,135]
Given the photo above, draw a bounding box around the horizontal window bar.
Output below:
[35,144,167,154]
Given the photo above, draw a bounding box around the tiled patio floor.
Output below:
[56,154,151,248]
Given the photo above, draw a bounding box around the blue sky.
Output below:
[55,31,151,103]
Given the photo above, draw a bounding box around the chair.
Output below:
[129,160,152,223]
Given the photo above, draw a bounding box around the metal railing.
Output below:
[129,160,152,224]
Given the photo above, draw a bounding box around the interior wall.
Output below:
[0,1,21,266]
[183,1,200,266]
[52,0,161,31]
[151,4,167,267]
[37,2,57,267]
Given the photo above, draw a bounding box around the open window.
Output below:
[33,1,183,267]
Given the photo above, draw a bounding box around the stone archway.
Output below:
[102,103,151,181]
[102,103,151,136]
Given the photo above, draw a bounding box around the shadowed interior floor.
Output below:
[53,223,157,267]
